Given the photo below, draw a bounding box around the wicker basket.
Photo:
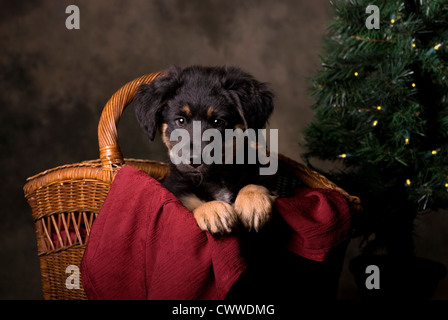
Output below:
[23,72,361,300]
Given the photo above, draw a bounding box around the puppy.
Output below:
[134,65,276,234]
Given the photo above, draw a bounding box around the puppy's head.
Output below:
[134,65,274,175]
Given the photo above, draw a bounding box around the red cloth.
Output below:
[81,165,351,300]
[275,188,351,262]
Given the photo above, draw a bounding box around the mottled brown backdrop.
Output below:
[1,0,446,299]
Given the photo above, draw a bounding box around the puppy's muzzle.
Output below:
[188,153,202,169]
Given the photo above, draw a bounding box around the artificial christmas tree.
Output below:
[303,0,447,298]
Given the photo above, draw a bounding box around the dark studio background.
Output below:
[1,0,447,299]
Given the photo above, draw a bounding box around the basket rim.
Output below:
[24,158,169,197]
[26,158,168,181]
[24,153,361,212]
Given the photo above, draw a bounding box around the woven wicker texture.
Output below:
[24,72,361,300]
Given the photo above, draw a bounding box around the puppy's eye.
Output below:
[175,117,186,127]
[212,118,226,128]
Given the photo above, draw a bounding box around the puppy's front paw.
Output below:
[193,201,238,234]
[234,185,276,232]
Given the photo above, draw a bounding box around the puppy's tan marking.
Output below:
[181,105,191,117]
[234,123,245,130]
[160,123,171,149]
[179,193,205,212]
[207,106,216,119]
[193,201,238,234]
[234,184,276,232]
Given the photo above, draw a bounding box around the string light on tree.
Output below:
[426,43,442,56]
[404,131,411,145]
[338,153,353,159]
[390,12,397,24]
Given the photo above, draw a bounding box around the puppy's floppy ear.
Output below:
[221,67,274,130]
[134,65,183,141]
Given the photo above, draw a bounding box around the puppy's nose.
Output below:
[189,154,202,168]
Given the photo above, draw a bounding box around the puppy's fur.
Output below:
[134,65,276,234]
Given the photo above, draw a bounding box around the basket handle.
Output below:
[98,72,162,170]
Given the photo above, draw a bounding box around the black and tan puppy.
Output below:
[134,65,276,234]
